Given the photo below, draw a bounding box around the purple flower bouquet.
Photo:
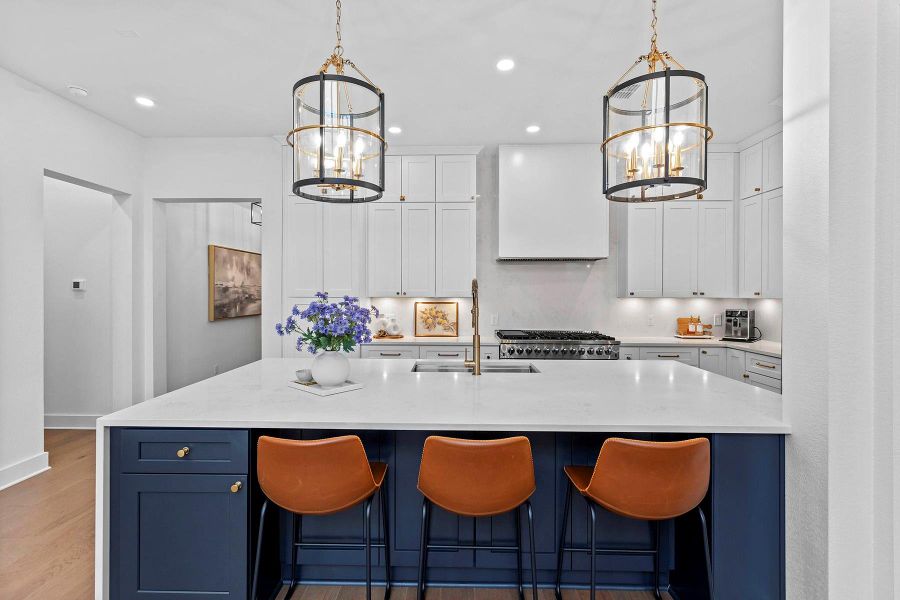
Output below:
[276,292,379,354]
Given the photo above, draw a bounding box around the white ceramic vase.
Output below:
[312,350,350,387]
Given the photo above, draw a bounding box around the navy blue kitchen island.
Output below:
[96,358,788,600]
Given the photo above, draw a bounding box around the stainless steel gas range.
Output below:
[495,330,620,360]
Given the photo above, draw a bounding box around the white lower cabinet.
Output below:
[726,348,746,381]
[638,347,700,368]
[748,372,782,393]
[724,347,782,393]
[361,345,419,359]
[619,346,638,361]
[421,346,468,360]
[698,347,726,376]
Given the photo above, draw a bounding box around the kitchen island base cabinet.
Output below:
[108,429,783,600]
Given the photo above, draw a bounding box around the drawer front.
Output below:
[745,352,782,379]
[620,346,638,361]
[639,347,700,367]
[748,371,782,393]
[119,429,249,474]
[361,344,419,359]
[422,345,470,360]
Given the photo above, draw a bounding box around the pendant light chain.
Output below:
[649,0,658,53]
[334,0,343,56]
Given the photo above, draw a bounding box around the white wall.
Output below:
[164,203,262,391]
[43,178,116,427]
[0,66,144,489]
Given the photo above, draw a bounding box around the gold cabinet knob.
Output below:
[754,187,761,192]
[230,481,243,493]
[742,373,750,379]
[400,194,406,201]
[176,447,190,458]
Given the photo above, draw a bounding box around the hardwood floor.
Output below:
[0,430,670,600]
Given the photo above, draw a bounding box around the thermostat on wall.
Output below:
[72,279,87,291]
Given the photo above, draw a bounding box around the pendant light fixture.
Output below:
[602,0,713,202]
[287,0,385,203]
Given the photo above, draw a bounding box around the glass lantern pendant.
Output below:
[287,0,385,203]
[602,0,713,202]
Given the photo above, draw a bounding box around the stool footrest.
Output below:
[426,543,519,552]
[561,546,657,556]
[294,541,387,550]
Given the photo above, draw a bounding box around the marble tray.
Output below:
[288,379,363,396]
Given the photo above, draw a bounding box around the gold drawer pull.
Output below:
[379,352,402,357]
[755,362,777,369]
[230,481,242,493]
[657,354,681,358]
[742,373,750,379]
[754,187,761,192]
[176,447,190,458]
[437,353,460,357]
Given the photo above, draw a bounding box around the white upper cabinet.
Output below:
[367,203,403,297]
[702,153,736,201]
[322,204,365,298]
[739,142,764,198]
[284,200,323,297]
[401,204,436,296]
[761,189,783,298]
[622,204,664,297]
[435,203,476,297]
[697,202,735,297]
[401,156,436,202]
[738,195,764,297]
[382,155,402,202]
[662,202,698,298]
[762,132,783,192]
[436,155,477,203]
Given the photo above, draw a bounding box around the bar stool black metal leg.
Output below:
[417,499,431,600]
[364,498,373,600]
[697,507,714,600]
[515,505,525,600]
[554,482,572,600]
[250,500,269,600]
[588,502,597,600]
[285,512,299,600]
[525,501,538,600]
[653,521,662,599]
[380,484,392,600]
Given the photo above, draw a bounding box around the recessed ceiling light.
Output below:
[67,85,88,98]
[496,58,515,72]
[388,126,402,134]
[135,96,155,108]
[526,125,541,133]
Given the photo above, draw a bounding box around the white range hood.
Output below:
[498,144,609,261]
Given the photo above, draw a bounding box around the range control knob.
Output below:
[515,347,524,355]
[568,348,577,355]
[551,347,560,354]
[578,348,586,355]
[506,347,516,355]
[525,347,533,355]
[586,347,595,355]
[542,347,551,354]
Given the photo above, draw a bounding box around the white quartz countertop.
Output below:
[365,335,781,357]
[98,358,788,434]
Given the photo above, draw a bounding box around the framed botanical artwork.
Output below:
[208,245,262,321]
[414,301,459,337]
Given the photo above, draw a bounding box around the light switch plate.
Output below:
[714,313,723,326]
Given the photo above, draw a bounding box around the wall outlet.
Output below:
[714,313,723,326]
[489,313,499,326]
[72,278,87,291]
[648,314,655,327]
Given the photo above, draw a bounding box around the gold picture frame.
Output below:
[414,301,459,337]
[208,244,262,321]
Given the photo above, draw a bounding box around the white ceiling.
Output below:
[0,0,782,144]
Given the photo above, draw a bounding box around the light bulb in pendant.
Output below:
[353,137,366,155]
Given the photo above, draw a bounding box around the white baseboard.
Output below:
[44,414,102,429]
[0,452,50,492]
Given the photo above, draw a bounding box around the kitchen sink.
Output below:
[411,362,540,373]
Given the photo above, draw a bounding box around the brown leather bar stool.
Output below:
[417,435,538,600]
[251,435,391,600]
[554,438,712,600]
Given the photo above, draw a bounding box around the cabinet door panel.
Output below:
[762,132,783,192]
[703,153,736,201]
[697,202,735,297]
[367,204,402,297]
[625,204,664,297]
[284,200,323,297]
[726,348,746,381]
[322,204,355,297]
[739,142,763,198]
[117,474,247,599]
[402,204,436,296]
[761,190,783,298]
[401,156,436,202]
[662,202,698,297]
[435,203,476,297]
[383,155,402,202]
[699,347,727,376]
[739,196,763,298]
[436,155,477,202]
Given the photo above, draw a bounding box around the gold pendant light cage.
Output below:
[287,0,385,203]
[602,0,713,202]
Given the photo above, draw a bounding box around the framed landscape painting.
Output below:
[208,245,262,321]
